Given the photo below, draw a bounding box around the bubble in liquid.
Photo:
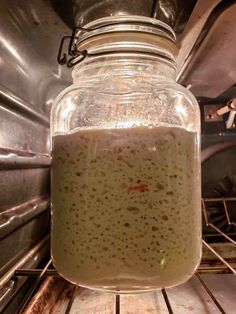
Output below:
[161,215,168,221]
[127,206,140,214]
[52,126,199,287]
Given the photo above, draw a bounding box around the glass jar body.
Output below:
[51,55,201,293]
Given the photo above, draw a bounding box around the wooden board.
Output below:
[120,292,169,314]
[70,288,115,314]
[50,274,236,314]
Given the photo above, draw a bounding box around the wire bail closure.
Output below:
[57,19,177,68]
[57,26,90,68]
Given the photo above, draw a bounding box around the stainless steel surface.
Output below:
[0,168,49,212]
[0,87,49,127]
[0,198,49,240]
[0,106,49,154]
[0,3,69,274]
[177,0,236,98]
[0,2,73,291]
[0,0,71,116]
[0,236,49,290]
[201,142,236,164]
[14,270,59,277]
[177,0,220,81]
[0,210,49,279]
[0,149,50,170]
[0,241,49,313]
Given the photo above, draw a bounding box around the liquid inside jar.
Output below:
[51,126,201,293]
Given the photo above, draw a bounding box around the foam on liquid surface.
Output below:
[51,126,201,292]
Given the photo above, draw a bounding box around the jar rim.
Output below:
[78,15,176,43]
[72,15,178,66]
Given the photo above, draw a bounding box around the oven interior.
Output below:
[0,0,236,313]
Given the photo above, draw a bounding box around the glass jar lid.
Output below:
[76,16,177,63]
[78,15,176,42]
[58,15,178,68]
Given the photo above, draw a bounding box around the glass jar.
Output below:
[51,15,201,293]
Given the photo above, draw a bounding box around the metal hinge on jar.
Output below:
[57,18,177,68]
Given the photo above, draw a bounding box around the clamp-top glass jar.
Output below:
[51,16,201,293]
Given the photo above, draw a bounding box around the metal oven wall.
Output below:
[0,0,71,285]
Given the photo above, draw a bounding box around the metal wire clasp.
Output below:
[57,21,176,68]
[57,26,90,68]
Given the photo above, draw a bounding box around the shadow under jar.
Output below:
[50,15,202,293]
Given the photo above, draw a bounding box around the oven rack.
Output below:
[1,197,236,314]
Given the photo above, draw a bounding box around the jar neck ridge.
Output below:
[70,16,178,82]
[72,54,177,82]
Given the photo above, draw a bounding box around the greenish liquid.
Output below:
[51,126,201,292]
